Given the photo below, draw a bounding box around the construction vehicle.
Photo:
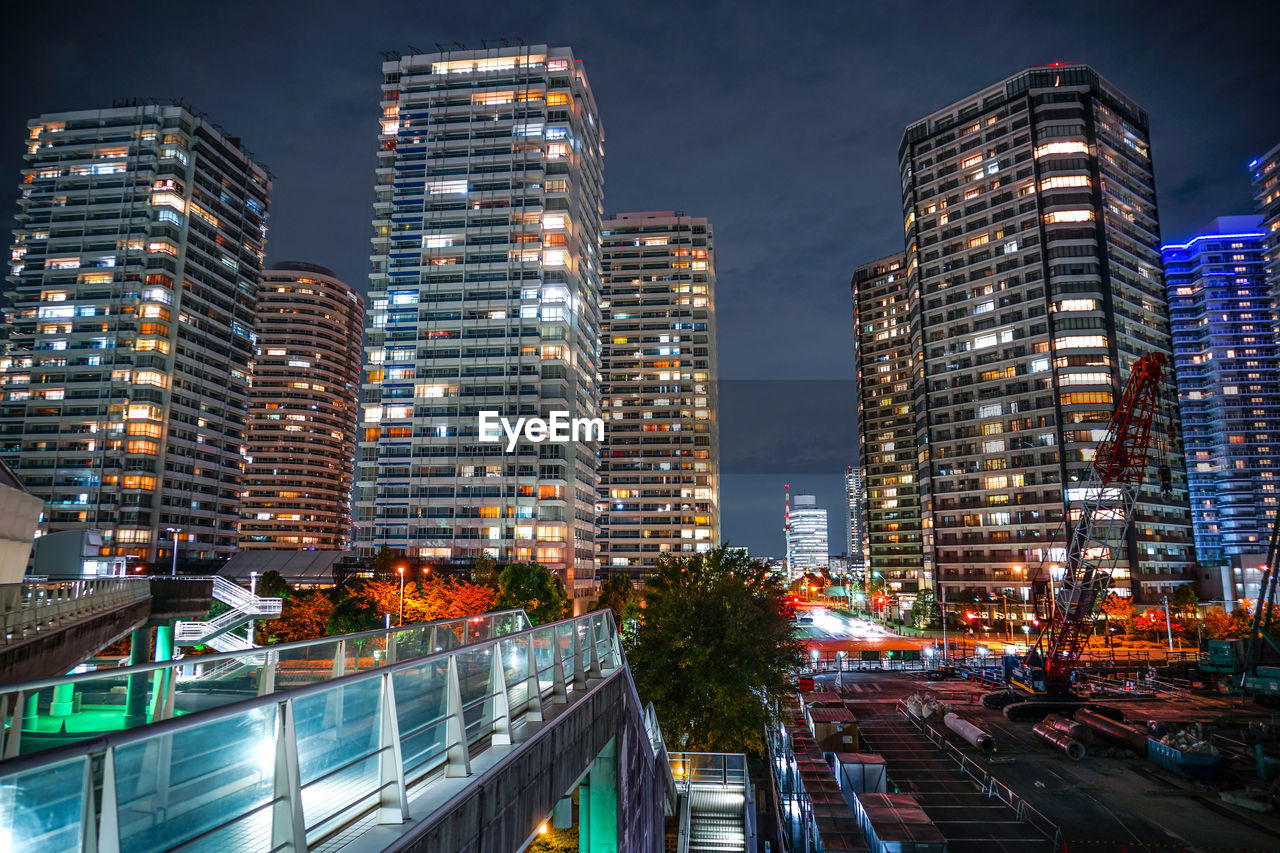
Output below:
[983,351,1176,720]
[1200,517,1280,702]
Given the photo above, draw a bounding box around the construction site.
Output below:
[762,350,1280,851]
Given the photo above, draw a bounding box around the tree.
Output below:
[264,590,335,644]
[327,581,383,635]
[1101,592,1134,635]
[1171,584,1199,616]
[369,545,403,579]
[910,588,940,629]
[494,562,570,625]
[597,573,642,645]
[256,570,290,600]
[628,544,805,755]
[597,572,640,620]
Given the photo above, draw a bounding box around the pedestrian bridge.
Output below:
[0,608,750,852]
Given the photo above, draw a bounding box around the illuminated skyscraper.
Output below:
[900,64,1193,604]
[356,46,605,597]
[1163,217,1278,599]
[787,493,828,577]
[1252,143,1280,321]
[852,254,924,601]
[845,465,866,578]
[2,104,270,568]
[241,263,364,550]
[598,211,718,580]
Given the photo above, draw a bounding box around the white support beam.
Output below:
[550,626,569,703]
[80,753,97,853]
[573,619,589,690]
[376,672,409,824]
[587,614,603,679]
[444,655,472,778]
[96,747,121,853]
[487,642,512,746]
[524,634,544,722]
[258,650,278,697]
[272,699,307,852]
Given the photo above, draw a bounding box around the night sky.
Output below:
[7,1,1279,557]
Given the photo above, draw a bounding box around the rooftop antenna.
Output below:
[480,39,488,48]
[407,44,421,54]
[516,36,525,46]
[499,37,510,47]
[434,42,445,52]
[453,41,466,50]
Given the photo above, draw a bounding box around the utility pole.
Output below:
[940,584,948,667]
[1163,595,1175,652]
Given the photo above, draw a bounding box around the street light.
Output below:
[165,527,183,576]
[397,566,406,626]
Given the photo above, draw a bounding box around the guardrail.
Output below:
[894,698,1062,848]
[0,578,150,648]
[0,609,622,853]
[0,608,531,758]
[669,752,749,792]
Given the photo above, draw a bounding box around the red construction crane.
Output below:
[987,351,1172,717]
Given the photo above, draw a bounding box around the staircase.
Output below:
[686,787,747,853]
[174,576,281,651]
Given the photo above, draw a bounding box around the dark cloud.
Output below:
[5,0,1278,557]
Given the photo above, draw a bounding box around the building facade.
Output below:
[241,262,364,550]
[1163,218,1278,600]
[899,64,1194,604]
[597,211,718,580]
[1252,143,1280,324]
[356,46,605,596]
[851,254,925,603]
[844,464,866,580]
[787,493,828,577]
[1,104,270,567]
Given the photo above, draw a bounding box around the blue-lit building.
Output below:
[1163,217,1280,600]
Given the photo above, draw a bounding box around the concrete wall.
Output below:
[0,597,150,683]
[0,481,42,585]
[397,667,666,853]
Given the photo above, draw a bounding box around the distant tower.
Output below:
[788,493,828,578]
[845,465,866,579]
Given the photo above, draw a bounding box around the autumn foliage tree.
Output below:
[260,575,496,644]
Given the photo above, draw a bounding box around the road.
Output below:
[796,606,931,653]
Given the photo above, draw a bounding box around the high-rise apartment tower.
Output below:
[2,104,270,567]
[851,253,925,603]
[356,46,605,596]
[899,64,1194,604]
[597,211,718,580]
[1163,217,1278,599]
[241,262,364,550]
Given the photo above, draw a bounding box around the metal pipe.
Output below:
[1075,707,1149,755]
[1033,723,1086,760]
[1042,713,1092,743]
[944,712,996,753]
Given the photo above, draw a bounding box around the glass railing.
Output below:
[668,751,749,792]
[0,609,531,758]
[0,609,622,853]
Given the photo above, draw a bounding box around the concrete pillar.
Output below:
[553,795,573,829]
[578,781,590,850]
[154,623,174,662]
[582,736,618,852]
[49,683,75,717]
[123,627,151,727]
[21,692,38,730]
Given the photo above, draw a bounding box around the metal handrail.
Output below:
[0,609,625,853]
[0,607,531,695]
[0,578,150,648]
[894,699,1063,847]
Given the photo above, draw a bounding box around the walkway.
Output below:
[0,610,682,853]
[0,609,530,757]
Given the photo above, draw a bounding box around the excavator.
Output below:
[982,351,1177,721]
